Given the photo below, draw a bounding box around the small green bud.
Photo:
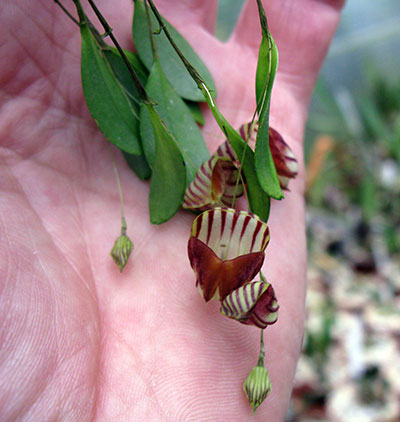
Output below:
[110,232,133,272]
[243,365,271,413]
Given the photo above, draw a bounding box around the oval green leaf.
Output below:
[254,3,283,200]
[75,10,141,154]
[184,100,205,126]
[146,105,186,224]
[140,61,210,184]
[78,15,142,155]
[123,151,152,180]
[104,46,149,90]
[132,0,216,101]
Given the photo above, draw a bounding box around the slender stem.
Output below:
[84,0,150,103]
[110,147,126,235]
[53,0,80,26]
[257,329,265,367]
[256,0,269,35]
[230,115,258,208]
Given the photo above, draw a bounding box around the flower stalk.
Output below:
[109,148,134,272]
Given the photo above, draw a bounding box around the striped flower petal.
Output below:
[188,208,270,301]
[211,139,238,164]
[239,122,298,190]
[268,127,298,190]
[190,208,270,260]
[183,156,243,211]
[220,281,279,328]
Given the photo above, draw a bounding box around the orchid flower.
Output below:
[188,207,279,328]
[183,156,243,211]
[239,122,298,190]
[183,121,298,213]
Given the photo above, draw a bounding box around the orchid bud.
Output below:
[220,280,279,328]
[110,231,133,272]
[243,364,271,413]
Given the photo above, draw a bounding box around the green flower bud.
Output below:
[110,233,133,272]
[243,365,271,413]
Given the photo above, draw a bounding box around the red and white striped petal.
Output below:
[183,156,243,211]
[190,208,270,260]
[239,121,258,147]
[220,281,279,328]
[238,122,298,190]
[188,208,270,301]
[268,127,298,189]
[211,140,238,163]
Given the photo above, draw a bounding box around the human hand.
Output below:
[0,0,343,420]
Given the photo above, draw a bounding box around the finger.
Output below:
[231,0,344,96]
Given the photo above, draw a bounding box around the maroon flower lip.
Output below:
[188,237,265,302]
[188,207,270,301]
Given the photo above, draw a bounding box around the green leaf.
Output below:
[255,35,278,118]
[254,1,283,199]
[140,61,210,183]
[132,0,216,101]
[76,4,142,155]
[140,102,156,166]
[255,112,283,200]
[123,151,152,180]
[104,46,148,88]
[146,106,186,224]
[101,47,145,117]
[184,100,205,126]
[200,87,270,221]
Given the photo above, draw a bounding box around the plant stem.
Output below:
[110,147,127,235]
[53,0,80,26]
[257,329,265,367]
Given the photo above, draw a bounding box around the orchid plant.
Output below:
[55,0,298,413]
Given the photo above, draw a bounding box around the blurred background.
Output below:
[217,1,400,421]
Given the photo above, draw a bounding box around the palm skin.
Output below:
[0,0,343,420]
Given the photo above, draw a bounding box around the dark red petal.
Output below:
[188,237,265,302]
[269,127,298,179]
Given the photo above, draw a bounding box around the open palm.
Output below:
[0,0,343,420]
